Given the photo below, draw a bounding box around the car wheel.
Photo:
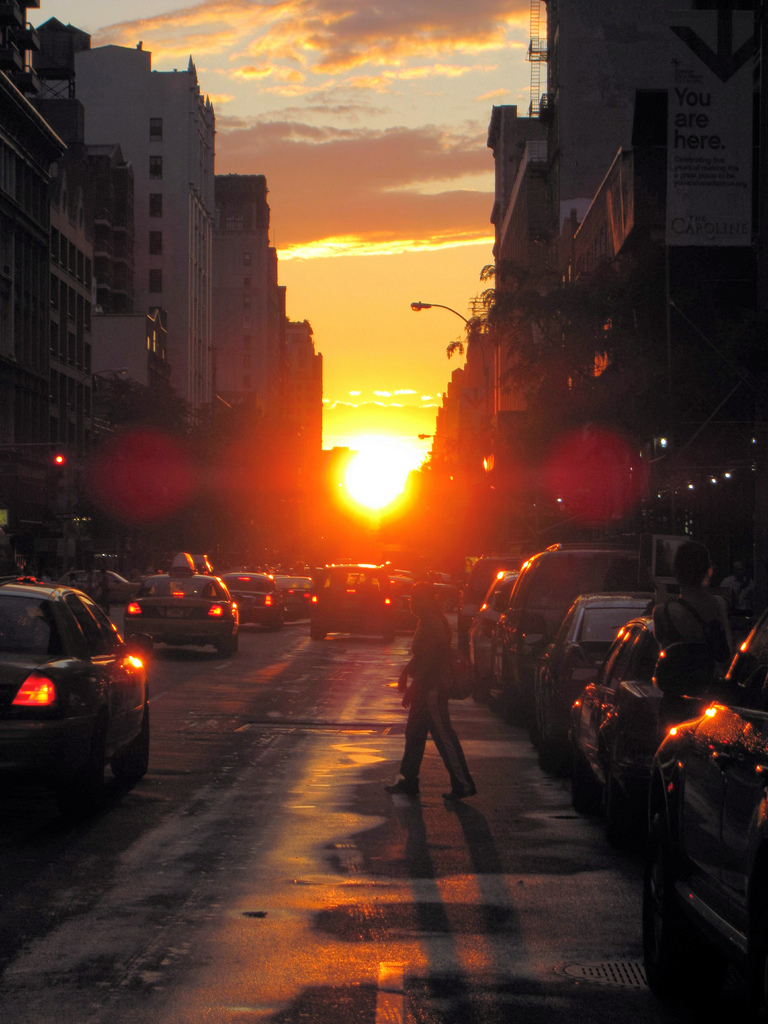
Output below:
[310,626,326,641]
[571,747,601,814]
[217,634,238,656]
[57,716,107,816]
[643,813,727,998]
[112,703,150,786]
[604,763,632,847]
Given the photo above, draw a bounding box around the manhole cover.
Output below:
[556,961,647,988]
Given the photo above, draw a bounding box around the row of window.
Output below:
[50,276,92,331]
[49,324,91,374]
[50,228,92,287]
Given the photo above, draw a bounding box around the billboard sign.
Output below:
[666,9,755,246]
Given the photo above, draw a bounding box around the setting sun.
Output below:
[343,437,423,512]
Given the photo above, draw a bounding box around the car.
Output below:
[125,562,239,655]
[57,569,140,604]
[388,572,417,632]
[0,579,150,813]
[468,570,519,702]
[172,552,214,575]
[272,575,313,621]
[426,571,461,611]
[220,573,284,630]
[492,544,640,731]
[535,591,653,775]
[310,564,397,641]
[641,620,768,1007]
[457,554,526,650]
[569,615,664,844]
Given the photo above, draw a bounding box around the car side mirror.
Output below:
[653,642,715,697]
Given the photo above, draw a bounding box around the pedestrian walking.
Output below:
[385,581,476,800]
[652,540,732,669]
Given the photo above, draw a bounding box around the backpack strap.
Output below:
[676,597,706,626]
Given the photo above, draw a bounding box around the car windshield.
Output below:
[139,577,221,598]
[222,575,274,593]
[325,570,383,591]
[274,577,311,588]
[0,595,63,655]
[579,606,648,643]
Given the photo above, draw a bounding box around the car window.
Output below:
[604,627,652,688]
[222,575,274,593]
[630,630,660,682]
[0,595,63,655]
[65,594,114,654]
[554,604,578,645]
[578,607,646,643]
[601,627,636,688]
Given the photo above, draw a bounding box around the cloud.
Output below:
[217,119,495,250]
[93,1,529,75]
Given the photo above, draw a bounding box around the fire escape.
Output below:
[527,0,548,117]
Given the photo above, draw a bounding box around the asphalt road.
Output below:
[0,613,751,1023]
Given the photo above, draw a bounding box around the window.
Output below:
[243,334,251,348]
[149,231,163,255]
[243,355,251,368]
[149,193,163,217]
[243,276,251,288]
[243,251,251,266]
[149,117,163,141]
[50,273,58,309]
[149,268,162,293]
[243,295,251,309]
[149,155,163,179]
[50,227,59,263]
[243,375,251,389]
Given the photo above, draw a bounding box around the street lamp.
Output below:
[410,301,469,325]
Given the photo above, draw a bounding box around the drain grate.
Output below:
[556,960,647,988]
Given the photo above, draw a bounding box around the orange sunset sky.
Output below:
[40,1,533,467]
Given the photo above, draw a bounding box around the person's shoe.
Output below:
[442,785,477,800]
[385,779,419,796]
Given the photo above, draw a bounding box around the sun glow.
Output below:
[343,437,422,511]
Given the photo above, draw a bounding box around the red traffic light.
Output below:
[53,454,65,465]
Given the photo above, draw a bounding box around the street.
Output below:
[0,614,750,1024]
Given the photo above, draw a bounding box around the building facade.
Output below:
[73,43,215,409]
[213,174,285,410]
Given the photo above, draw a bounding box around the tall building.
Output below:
[72,42,215,409]
[213,175,285,410]
[285,319,322,455]
[0,3,65,553]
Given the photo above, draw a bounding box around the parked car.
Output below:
[388,571,417,631]
[569,615,665,845]
[492,544,640,731]
[536,591,653,775]
[272,575,313,620]
[310,564,396,641]
[220,573,284,631]
[642,620,768,1006]
[57,569,140,604]
[458,555,526,651]
[0,579,149,813]
[125,563,239,654]
[468,570,519,702]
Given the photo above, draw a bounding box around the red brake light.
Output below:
[172,589,185,598]
[13,674,57,707]
[265,594,273,607]
[208,605,224,617]
[384,597,392,605]
[311,595,318,604]
[126,601,142,615]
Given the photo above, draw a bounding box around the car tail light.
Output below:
[126,601,142,615]
[311,595,318,604]
[208,605,224,617]
[265,594,273,607]
[126,655,144,670]
[13,674,57,707]
[384,597,392,605]
[172,589,185,598]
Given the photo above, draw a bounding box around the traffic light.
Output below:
[53,453,66,467]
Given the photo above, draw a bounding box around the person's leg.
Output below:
[425,689,476,797]
[386,701,428,793]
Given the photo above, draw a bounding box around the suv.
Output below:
[492,544,639,729]
[310,564,396,641]
[643,613,768,1009]
[458,555,526,650]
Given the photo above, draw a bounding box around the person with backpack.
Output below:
[652,540,733,670]
[385,581,476,800]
